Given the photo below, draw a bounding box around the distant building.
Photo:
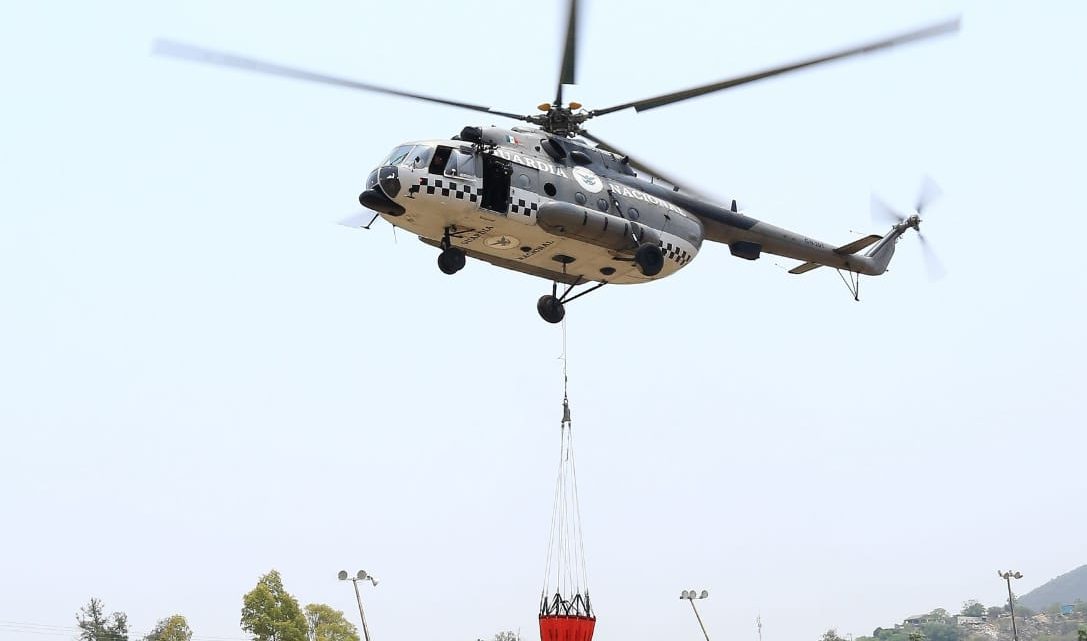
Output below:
[904,615,935,626]
[1060,604,1074,616]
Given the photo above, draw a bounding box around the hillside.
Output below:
[1020,565,1087,611]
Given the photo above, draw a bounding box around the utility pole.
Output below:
[998,570,1023,641]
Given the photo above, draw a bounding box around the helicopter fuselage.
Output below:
[361,126,703,285]
[360,125,914,293]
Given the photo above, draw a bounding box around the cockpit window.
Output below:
[410,146,433,169]
[383,145,413,166]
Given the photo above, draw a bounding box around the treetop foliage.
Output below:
[144,615,193,641]
[77,598,129,641]
[240,569,309,641]
[304,603,360,641]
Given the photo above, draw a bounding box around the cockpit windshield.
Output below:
[382,145,413,166]
[382,144,434,170]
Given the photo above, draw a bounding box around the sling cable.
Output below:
[539,336,595,641]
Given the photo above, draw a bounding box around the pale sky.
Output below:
[2,2,1085,641]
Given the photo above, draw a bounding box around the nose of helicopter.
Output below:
[358,165,405,216]
[376,165,401,197]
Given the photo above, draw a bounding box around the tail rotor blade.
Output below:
[918,233,946,281]
[871,194,905,225]
[915,175,943,213]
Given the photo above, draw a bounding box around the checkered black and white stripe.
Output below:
[662,240,694,266]
[417,177,481,202]
[508,187,539,217]
[509,197,540,216]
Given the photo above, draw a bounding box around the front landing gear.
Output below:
[536,278,608,324]
[537,295,566,323]
[437,228,466,275]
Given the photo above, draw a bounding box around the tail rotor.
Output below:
[871,177,946,281]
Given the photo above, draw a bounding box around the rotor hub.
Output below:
[526,103,591,137]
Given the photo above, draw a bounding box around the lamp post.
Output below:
[339,569,378,641]
[998,570,1023,641]
[680,589,711,641]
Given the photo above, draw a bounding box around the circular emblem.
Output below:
[572,166,604,194]
[484,235,519,250]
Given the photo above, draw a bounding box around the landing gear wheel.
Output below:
[437,247,466,275]
[634,242,664,276]
[537,295,565,324]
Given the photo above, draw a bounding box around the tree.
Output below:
[144,615,192,641]
[304,603,359,641]
[961,601,986,617]
[493,632,520,641]
[988,607,1004,619]
[77,598,129,641]
[240,570,308,641]
[822,629,847,641]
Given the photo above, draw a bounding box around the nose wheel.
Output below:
[437,228,466,275]
[537,294,566,324]
[536,277,608,324]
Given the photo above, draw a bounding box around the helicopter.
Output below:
[155,2,958,323]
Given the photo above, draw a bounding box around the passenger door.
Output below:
[481,153,511,214]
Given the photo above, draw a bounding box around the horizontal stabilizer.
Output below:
[788,234,883,275]
[834,234,882,255]
[789,261,822,275]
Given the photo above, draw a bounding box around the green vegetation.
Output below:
[855,600,1087,641]
[304,603,360,641]
[77,598,129,641]
[70,570,359,641]
[144,616,192,641]
[240,570,310,641]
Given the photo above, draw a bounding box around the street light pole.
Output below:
[998,570,1023,641]
[339,569,378,641]
[680,589,711,641]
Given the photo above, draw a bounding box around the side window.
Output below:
[446,151,478,178]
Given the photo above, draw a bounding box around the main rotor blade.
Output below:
[555,0,579,105]
[591,18,960,117]
[153,39,527,121]
[580,130,708,200]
